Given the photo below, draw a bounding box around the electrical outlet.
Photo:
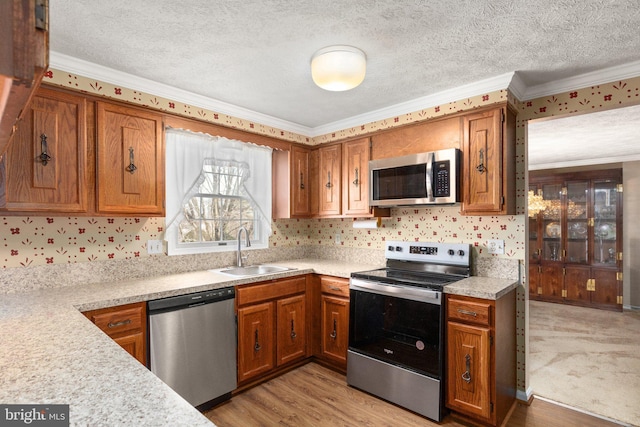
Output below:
[147,240,164,254]
[487,239,504,254]
[335,233,341,245]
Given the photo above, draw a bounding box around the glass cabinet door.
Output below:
[529,185,541,263]
[541,183,562,261]
[565,181,589,264]
[593,181,618,266]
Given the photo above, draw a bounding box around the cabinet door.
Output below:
[2,88,87,212]
[539,264,564,302]
[237,302,274,383]
[276,294,306,366]
[528,264,540,300]
[590,268,620,309]
[564,265,590,305]
[113,331,146,366]
[291,146,311,216]
[461,108,503,214]
[320,295,349,367]
[318,144,341,216]
[446,321,491,420]
[342,137,370,216]
[96,102,164,215]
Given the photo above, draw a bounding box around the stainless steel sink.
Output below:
[215,265,294,277]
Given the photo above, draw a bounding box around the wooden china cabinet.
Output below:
[529,169,622,311]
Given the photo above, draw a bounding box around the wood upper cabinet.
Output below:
[96,102,164,216]
[342,137,370,216]
[291,146,311,216]
[0,0,49,157]
[83,302,147,366]
[317,144,342,216]
[461,106,515,215]
[446,291,516,427]
[0,87,87,212]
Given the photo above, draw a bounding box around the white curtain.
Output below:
[165,128,273,237]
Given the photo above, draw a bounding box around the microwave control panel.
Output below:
[433,160,450,197]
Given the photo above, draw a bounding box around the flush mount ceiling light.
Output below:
[311,45,366,91]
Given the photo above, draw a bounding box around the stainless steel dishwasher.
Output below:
[148,287,236,410]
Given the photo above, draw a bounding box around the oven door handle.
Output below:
[350,278,442,305]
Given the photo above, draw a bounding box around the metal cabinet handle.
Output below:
[290,319,297,339]
[107,319,132,328]
[254,329,261,352]
[300,172,305,189]
[326,171,332,188]
[457,308,477,317]
[328,286,341,291]
[352,168,359,186]
[37,134,52,166]
[126,147,137,174]
[476,148,486,174]
[329,318,337,340]
[462,354,472,383]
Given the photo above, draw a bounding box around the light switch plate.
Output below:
[487,239,504,254]
[335,233,341,244]
[147,240,164,254]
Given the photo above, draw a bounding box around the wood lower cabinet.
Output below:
[236,276,307,385]
[96,102,164,215]
[446,291,516,427]
[315,275,350,371]
[83,302,147,366]
[237,302,274,383]
[1,87,87,212]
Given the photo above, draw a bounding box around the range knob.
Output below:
[448,249,455,256]
[395,246,403,252]
[387,245,395,251]
[458,250,465,256]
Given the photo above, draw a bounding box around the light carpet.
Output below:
[529,300,640,426]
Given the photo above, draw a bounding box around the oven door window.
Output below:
[349,289,443,379]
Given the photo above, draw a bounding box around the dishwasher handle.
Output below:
[148,287,235,314]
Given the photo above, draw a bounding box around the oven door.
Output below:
[348,279,444,379]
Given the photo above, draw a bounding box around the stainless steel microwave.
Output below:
[369,148,460,207]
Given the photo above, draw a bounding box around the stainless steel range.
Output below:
[347,240,471,422]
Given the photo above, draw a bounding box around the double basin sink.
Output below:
[214,264,295,278]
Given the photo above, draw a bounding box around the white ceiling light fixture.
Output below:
[311,45,366,91]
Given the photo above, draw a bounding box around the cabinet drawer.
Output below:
[85,303,145,336]
[447,297,491,326]
[320,276,349,297]
[237,276,306,306]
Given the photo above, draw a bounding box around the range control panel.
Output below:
[385,240,470,267]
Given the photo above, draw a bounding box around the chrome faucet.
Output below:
[236,226,251,267]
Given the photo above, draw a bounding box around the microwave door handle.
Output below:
[425,152,434,201]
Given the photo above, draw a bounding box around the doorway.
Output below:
[526,105,640,426]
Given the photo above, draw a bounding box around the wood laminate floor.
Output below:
[205,363,623,427]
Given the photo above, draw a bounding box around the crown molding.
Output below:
[49,51,313,137]
[308,72,516,137]
[528,154,640,171]
[522,59,640,100]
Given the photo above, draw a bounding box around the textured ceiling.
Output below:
[49,0,640,167]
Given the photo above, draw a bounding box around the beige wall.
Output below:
[623,161,640,308]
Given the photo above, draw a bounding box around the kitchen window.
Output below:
[165,128,272,255]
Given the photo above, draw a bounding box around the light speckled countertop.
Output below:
[0,258,516,426]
